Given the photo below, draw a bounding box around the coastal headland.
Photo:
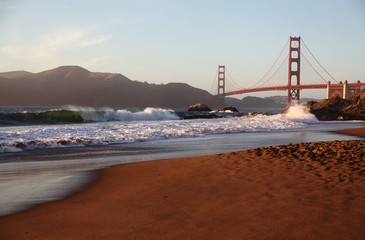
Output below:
[0,128,364,240]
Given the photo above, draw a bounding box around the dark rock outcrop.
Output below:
[307,90,365,120]
[220,106,239,112]
[188,103,212,112]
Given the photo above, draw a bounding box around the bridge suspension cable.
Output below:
[256,54,288,88]
[210,66,243,94]
[301,52,329,83]
[301,38,338,83]
[209,67,219,94]
[225,68,243,90]
[213,35,347,101]
[249,38,289,88]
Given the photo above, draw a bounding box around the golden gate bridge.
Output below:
[214,36,364,105]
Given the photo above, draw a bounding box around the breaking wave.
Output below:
[0,108,318,152]
[0,110,84,125]
[75,107,180,122]
[284,103,319,123]
[0,107,180,125]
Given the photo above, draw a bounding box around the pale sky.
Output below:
[0,0,364,98]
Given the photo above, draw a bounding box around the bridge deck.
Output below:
[222,83,364,96]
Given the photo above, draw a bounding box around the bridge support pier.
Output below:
[326,81,331,99]
[343,80,350,99]
[326,80,362,99]
[215,36,364,102]
[353,80,363,95]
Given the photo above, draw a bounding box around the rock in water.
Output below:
[188,103,212,112]
[220,106,239,112]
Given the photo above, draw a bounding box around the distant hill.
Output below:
[0,66,315,110]
[239,96,285,109]
[225,96,320,112]
[0,66,217,108]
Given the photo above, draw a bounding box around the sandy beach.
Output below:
[0,128,364,240]
[334,127,365,138]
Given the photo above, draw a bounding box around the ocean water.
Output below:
[0,105,319,153]
[0,105,363,216]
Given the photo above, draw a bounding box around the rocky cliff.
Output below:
[307,90,365,120]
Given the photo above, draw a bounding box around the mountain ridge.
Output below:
[0,66,309,110]
[0,66,218,108]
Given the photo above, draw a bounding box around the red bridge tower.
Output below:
[288,36,301,104]
[217,65,226,107]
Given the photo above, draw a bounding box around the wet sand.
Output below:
[0,128,364,240]
[334,126,365,138]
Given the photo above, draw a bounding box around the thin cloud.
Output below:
[40,30,84,47]
[1,27,112,71]
[81,35,111,47]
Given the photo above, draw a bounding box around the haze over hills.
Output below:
[0,71,33,79]
[0,66,313,110]
[0,66,218,109]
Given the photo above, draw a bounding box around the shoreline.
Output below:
[0,128,364,239]
[333,126,365,138]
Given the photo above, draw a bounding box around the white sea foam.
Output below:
[67,107,180,122]
[285,103,319,123]
[0,172,92,216]
[114,108,180,121]
[0,109,316,152]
